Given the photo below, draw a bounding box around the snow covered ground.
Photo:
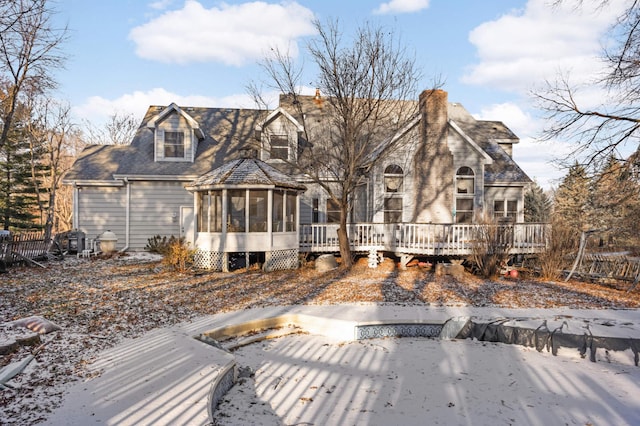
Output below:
[218,334,640,425]
[1,254,640,425]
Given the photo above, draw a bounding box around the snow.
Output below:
[1,254,640,425]
[218,335,640,425]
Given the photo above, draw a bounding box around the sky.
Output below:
[51,0,632,189]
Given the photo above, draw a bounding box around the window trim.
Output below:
[163,131,186,159]
[494,199,518,219]
[269,134,289,161]
[455,198,474,224]
[384,164,404,193]
[456,166,475,194]
[383,196,403,223]
[326,198,341,224]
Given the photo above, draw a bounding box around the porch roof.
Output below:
[186,157,306,191]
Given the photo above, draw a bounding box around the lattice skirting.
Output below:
[264,249,299,271]
[194,250,225,271]
[356,323,443,340]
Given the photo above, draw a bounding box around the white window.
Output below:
[270,134,289,160]
[384,197,402,223]
[456,167,474,194]
[326,198,340,223]
[455,167,475,223]
[164,131,185,158]
[384,165,404,193]
[455,199,474,224]
[494,200,517,219]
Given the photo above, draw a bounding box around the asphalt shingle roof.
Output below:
[64,97,530,187]
[64,107,266,181]
[186,157,306,190]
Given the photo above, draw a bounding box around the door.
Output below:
[180,206,195,245]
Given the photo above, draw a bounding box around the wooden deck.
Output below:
[299,223,549,256]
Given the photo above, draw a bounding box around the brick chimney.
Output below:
[412,89,454,223]
[420,89,448,148]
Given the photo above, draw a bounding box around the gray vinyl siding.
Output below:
[484,186,525,222]
[129,181,193,250]
[299,184,325,224]
[449,132,487,217]
[371,134,417,223]
[77,186,127,250]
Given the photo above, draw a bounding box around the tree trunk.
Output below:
[338,209,353,268]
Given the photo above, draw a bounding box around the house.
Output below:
[63,89,545,270]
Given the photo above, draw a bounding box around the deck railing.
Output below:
[299,223,550,256]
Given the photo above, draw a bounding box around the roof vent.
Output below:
[239,146,257,159]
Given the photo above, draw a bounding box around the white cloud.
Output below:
[513,137,573,189]
[463,0,628,94]
[474,102,572,189]
[475,102,537,137]
[148,0,174,11]
[373,0,430,15]
[73,88,258,128]
[129,1,316,66]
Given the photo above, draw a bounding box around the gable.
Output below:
[147,103,205,163]
[255,107,304,162]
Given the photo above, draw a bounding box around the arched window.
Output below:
[456,167,474,194]
[384,165,404,193]
[455,167,474,223]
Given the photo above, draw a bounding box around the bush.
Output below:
[534,220,577,280]
[146,235,177,255]
[161,237,196,273]
[469,217,513,279]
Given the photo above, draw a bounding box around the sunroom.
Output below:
[185,151,306,272]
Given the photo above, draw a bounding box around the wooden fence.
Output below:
[577,253,640,282]
[0,232,48,268]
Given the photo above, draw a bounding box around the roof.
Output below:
[64,94,530,187]
[186,157,306,191]
[448,103,530,185]
[64,107,267,181]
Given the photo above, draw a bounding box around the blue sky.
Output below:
[52,0,631,189]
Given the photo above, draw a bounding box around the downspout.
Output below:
[119,178,130,252]
[73,182,79,229]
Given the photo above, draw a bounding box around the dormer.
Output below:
[147,103,205,163]
[254,107,304,162]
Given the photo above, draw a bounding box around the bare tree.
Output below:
[536,1,640,171]
[0,0,67,152]
[82,111,139,145]
[26,98,78,240]
[251,19,427,268]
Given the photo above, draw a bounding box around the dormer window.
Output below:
[164,131,185,158]
[270,134,289,160]
[147,103,204,163]
[256,107,303,162]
